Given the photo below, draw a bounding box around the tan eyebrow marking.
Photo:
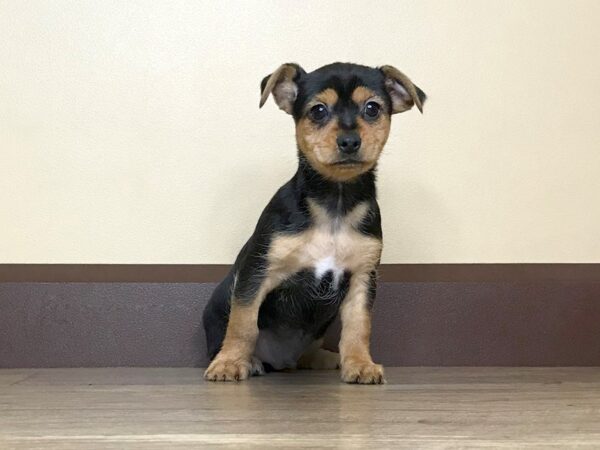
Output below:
[314,88,338,106]
[352,86,383,105]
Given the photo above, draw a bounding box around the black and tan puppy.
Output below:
[203,62,425,383]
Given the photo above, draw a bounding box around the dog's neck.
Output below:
[294,154,377,216]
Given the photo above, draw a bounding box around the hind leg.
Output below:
[202,277,232,361]
[297,339,340,370]
[250,356,265,376]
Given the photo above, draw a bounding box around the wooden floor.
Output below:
[1,368,600,448]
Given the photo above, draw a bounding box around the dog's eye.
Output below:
[309,104,329,122]
[364,102,381,119]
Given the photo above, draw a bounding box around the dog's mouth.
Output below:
[331,159,365,167]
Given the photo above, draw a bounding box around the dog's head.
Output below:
[260,62,426,182]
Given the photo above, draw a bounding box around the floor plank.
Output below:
[1,368,599,448]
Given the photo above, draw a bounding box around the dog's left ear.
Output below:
[380,65,427,114]
[259,63,306,114]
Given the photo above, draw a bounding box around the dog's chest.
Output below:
[268,201,382,282]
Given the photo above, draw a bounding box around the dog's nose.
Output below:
[336,133,361,155]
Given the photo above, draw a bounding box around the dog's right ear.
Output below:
[259,63,305,114]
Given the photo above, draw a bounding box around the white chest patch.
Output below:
[267,200,383,290]
[314,255,344,286]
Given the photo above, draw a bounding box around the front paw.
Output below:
[341,359,385,384]
[204,356,252,382]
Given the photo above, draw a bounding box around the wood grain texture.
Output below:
[1,367,600,448]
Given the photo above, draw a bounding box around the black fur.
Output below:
[203,62,423,365]
[204,159,381,360]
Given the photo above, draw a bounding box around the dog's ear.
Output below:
[259,63,306,114]
[380,65,427,114]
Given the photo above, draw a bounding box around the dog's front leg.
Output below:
[204,279,271,382]
[339,271,384,384]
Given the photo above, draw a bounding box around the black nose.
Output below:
[336,133,361,155]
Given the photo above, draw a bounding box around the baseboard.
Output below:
[1,263,599,282]
[1,264,599,368]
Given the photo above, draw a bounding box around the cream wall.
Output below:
[1,0,599,264]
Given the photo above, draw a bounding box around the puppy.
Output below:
[203,62,426,383]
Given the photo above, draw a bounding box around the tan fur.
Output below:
[205,201,381,382]
[352,88,391,164]
[204,301,258,381]
[267,200,382,277]
[295,87,391,182]
[296,116,365,182]
[260,64,300,114]
[297,339,340,370]
[356,115,390,163]
[339,272,385,384]
[208,65,421,383]
[380,65,423,113]
[351,86,376,104]
[204,282,275,381]
[269,200,383,383]
[314,88,338,106]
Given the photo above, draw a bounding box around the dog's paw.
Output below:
[250,356,265,376]
[341,359,385,384]
[298,349,340,370]
[204,356,252,382]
